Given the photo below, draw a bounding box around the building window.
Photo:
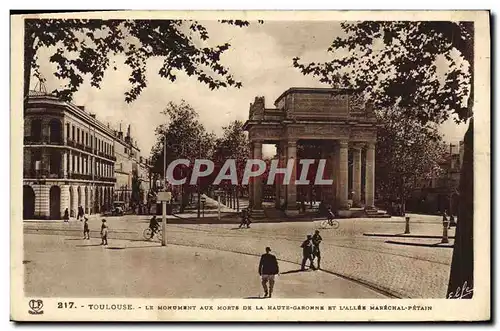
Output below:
[31,119,42,140]
[77,128,80,143]
[66,123,70,139]
[94,137,97,150]
[85,133,88,146]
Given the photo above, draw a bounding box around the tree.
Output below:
[130,169,143,210]
[293,21,474,298]
[212,120,249,211]
[376,108,446,213]
[24,19,253,105]
[150,100,216,212]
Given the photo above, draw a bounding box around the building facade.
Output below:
[23,92,150,220]
[407,142,464,215]
[23,92,117,219]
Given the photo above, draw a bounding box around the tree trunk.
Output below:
[236,186,240,212]
[447,119,474,298]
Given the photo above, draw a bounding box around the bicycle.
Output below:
[143,226,163,241]
[320,218,339,229]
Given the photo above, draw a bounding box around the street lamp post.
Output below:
[162,132,167,246]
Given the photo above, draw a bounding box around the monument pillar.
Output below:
[365,142,376,209]
[337,140,349,209]
[252,141,263,210]
[352,145,362,207]
[285,140,298,215]
[274,143,281,209]
[248,142,254,208]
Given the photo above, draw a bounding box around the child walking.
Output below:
[100,219,108,246]
[83,217,90,240]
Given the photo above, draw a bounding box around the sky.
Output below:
[33,21,469,158]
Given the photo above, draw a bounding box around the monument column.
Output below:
[248,142,254,208]
[286,140,298,215]
[274,143,281,209]
[365,142,376,209]
[352,145,362,207]
[252,141,263,210]
[337,140,349,209]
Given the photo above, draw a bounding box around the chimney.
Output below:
[127,124,131,138]
[89,113,96,119]
[78,106,85,111]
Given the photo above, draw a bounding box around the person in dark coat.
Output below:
[63,208,69,223]
[258,247,279,298]
[312,230,323,270]
[300,235,316,271]
[77,205,84,221]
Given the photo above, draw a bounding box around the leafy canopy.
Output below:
[293,21,473,124]
[25,19,254,102]
[375,108,447,202]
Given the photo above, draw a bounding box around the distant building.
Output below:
[23,92,151,219]
[407,142,463,215]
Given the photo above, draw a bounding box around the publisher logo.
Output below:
[28,299,44,315]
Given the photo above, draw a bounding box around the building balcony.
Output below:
[68,173,93,181]
[24,135,63,146]
[23,169,64,179]
[95,176,117,183]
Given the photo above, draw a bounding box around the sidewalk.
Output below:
[24,233,385,299]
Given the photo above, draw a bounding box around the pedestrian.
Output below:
[77,205,84,221]
[100,219,108,246]
[258,247,279,298]
[63,208,69,223]
[449,214,456,228]
[442,210,449,224]
[239,209,247,229]
[300,235,316,271]
[312,230,323,270]
[83,217,90,240]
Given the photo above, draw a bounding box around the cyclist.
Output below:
[149,216,159,239]
[327,206,335,226]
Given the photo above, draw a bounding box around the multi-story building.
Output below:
[407,142,464,215]
[113,125,141,207]
[23,91,117,219]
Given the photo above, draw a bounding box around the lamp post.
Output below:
[162,132,167,246]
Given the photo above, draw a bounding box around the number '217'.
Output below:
[57,302,74,309]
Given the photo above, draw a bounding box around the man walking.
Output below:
[258,247,279,298]
[312,230,323,270]
[301,235,316,271]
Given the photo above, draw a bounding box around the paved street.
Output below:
[24,233,384,299]
[24,214,454,298]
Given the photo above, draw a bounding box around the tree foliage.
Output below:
[150,100,216,176]
[292,20,475,298]
[130,169,143,208]
[212,120,249,187]
[293,21,473,124]
[375,108,447,207]
[24,19,252,103]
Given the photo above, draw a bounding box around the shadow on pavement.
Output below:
[244,296,265,299]
[280,269,304,275]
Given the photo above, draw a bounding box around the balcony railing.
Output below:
[23,169,64,178]
[24,135,63,146]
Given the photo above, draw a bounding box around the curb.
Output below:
[364,233,455,239]
[385,240,454,249]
